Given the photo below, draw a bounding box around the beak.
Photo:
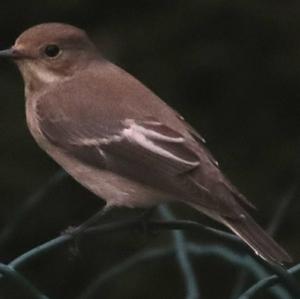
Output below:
[0,47,24,59]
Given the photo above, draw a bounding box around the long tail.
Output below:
[222,212,292,264]
[189,202,292,264]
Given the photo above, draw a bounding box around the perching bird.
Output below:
[0,23,291,264]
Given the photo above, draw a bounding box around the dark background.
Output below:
[0,1,299,298]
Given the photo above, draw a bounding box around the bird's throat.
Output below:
[16,60,63,94]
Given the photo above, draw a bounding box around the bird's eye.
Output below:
[44,45,61,58]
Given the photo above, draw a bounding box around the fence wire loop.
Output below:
[0,171,298,299]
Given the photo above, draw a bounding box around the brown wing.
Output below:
[174,113,255,209]
[36,62,253,217]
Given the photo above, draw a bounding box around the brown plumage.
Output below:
[0,23,292,264]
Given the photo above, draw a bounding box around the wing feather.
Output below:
[35,66,254,217]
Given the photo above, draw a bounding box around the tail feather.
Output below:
[223,212,292,264]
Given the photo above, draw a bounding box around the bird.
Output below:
[0,23,292,265]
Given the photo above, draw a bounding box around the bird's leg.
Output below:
[65,204,112,237]
[64,204,111,257]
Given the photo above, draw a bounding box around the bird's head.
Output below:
[0,23,99,88]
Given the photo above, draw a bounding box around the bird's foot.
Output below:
[62,225,87,257]
[63,224,88,237]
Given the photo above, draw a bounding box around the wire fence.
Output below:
[0,170,299,299]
